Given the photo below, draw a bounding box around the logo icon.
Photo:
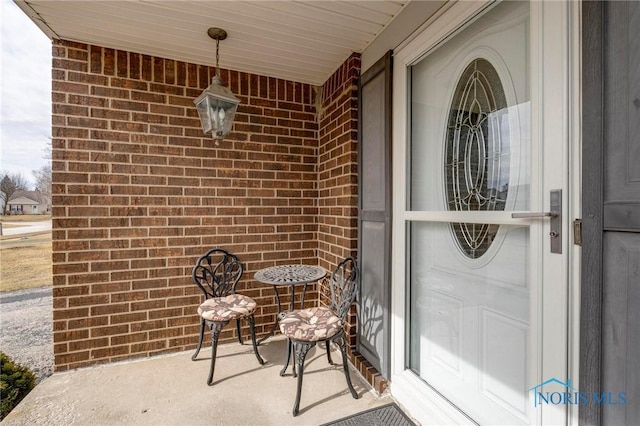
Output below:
[529,378,626,407]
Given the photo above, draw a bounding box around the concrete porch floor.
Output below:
[2,336,397,425]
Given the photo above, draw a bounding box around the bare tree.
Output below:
[1,172,30,214]
[43,139,52,160]
[33,164,52,209]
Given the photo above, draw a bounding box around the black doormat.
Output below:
[320,403,416,426]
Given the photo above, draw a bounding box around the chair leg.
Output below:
[325,341,333,365]
[280,338,292,377]
[292,341,314,416]
[192,318,206,361]
[248,315,264,365]
[235,319,244,345]
[334,335,358,399]
[207,322,225,386]
[292,339,297,378]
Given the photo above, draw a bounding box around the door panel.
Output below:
[603,0,640,234]
[604,1,640,204]
[603,233,640,424]
[409,222,531,425]
[362,73,387,212]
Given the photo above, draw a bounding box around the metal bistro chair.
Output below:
[279,257,360,416]
[191,248,264,385]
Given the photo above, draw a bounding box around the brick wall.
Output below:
[317,53,359,355]
[50,40,384,392]
[51,40,320,371]
[317,53,360,268]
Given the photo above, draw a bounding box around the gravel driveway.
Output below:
[0,286,53,382]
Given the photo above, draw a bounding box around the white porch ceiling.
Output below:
[16,0,407,85]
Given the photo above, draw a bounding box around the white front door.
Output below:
[391,1,576,425]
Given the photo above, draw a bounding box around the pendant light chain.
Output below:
[215,38,220,78]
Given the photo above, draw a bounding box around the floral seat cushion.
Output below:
[197,294,257,322]
[279,306,342,342]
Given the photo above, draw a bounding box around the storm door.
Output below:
[391,1,574,425]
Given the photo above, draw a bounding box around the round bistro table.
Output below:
[254,264,327,376]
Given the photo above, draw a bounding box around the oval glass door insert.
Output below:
[444,58,509,259]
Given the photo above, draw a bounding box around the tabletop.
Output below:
[254,264,327,286]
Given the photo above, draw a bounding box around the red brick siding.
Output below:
[51,39,320,371]
[51,41,383,393]
[317,53,360,268]
[317,53,360,320]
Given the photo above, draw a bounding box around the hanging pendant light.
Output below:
[194,28,240,146]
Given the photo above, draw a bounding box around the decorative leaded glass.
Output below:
[444,59,509,259]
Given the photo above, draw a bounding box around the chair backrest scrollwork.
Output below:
[192,248,243,299]
[329,257,359,322]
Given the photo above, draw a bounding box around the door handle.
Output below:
[511,212,558,219]
[511,189,562,254]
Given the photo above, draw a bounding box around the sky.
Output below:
[0,0,52,188]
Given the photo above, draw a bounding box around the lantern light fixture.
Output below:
[194,27,240,146]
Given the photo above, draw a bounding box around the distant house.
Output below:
[6,191,50,215]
